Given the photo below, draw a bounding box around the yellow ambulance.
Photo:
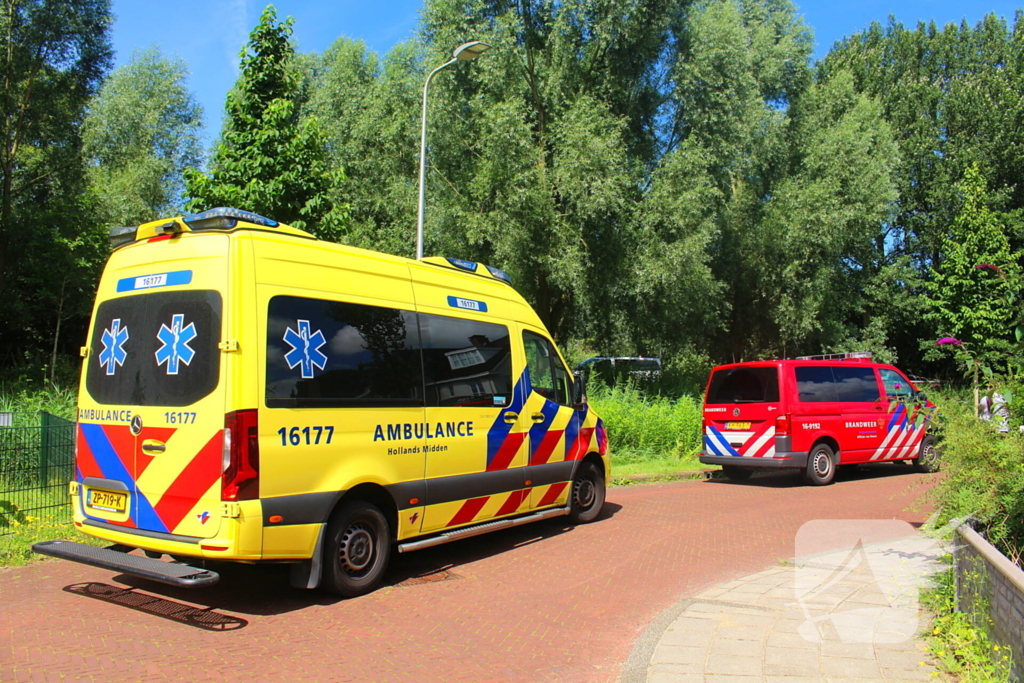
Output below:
[34,208,609,597]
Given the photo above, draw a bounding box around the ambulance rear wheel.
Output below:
[722,465,753,481]
[913,437,940,473]
[569,461,606,524]
[804,443,836,486]
[323,501,391,598]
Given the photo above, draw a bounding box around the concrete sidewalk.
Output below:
[625,529,946,683]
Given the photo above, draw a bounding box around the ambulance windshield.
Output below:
[85,291,222,406]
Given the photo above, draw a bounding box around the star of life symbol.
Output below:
[155,313,197,375]
[283,320,328,379]
[99,318,129,376]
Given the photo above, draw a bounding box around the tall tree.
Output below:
[84,47,203,226]
[0,0,111,372]
[185,6,346,240]
[0,0,111,296]
[927,164,1021,365]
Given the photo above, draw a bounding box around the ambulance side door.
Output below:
[419,312,526,532]
[520,328,578,511]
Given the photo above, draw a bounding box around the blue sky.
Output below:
[111,0,1023,144]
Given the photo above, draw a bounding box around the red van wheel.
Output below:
[913,437,940,473]
[804,443,836,486]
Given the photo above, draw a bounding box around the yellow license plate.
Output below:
[725,421,751,430]
[87,489,127,513]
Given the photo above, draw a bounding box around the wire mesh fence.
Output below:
[0,412,76,534]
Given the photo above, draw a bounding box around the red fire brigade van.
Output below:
[698,353,938,485]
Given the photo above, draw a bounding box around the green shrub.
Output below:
[930,392,1024,565]
[588,382,703,473]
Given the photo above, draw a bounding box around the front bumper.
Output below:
[699,452,808,468]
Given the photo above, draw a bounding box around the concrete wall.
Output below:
[955,524,1024,680]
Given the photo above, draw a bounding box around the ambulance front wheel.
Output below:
[569,461,606,524]
[804,443,836,486]
[913,436,940,473]
[322,501,391,598]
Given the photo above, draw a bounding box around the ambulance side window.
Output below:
[523,331,570,405]
[419,313,513,408]
[879,368,913,399]
[265,296,423,408]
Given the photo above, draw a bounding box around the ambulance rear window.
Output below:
[85,291,222,406]
[706,367,779,404]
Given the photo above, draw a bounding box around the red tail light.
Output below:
[775,414,790,436]
[223,409,259,501]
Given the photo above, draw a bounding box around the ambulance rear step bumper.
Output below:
[397,505,570,554]
[32,540,219,588]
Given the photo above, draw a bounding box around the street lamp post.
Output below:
[416,41,492,261]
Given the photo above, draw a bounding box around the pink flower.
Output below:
[936,337,963,346]
[975,263,1005,276]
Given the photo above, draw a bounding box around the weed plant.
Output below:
[587,381,703,477]
[922,561,1015,682]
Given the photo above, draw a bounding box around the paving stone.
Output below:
[819,641,875,660]
[880,665,937,680]
[820,656,883,678]
[764,662,822,677]
[766,632,819,650]
[710,637,761,656]
[705,654,763,676]
[661,628,715,648]
[766,646,822,668]
[652,644,707,665]
[875,648,934,671]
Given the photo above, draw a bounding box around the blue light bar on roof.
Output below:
[486,265,512,285]
[446,257,478,272]
[184,207,279,229]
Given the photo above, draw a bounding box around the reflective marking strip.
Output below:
[152,431,222,533]
[496,489,529,517]
[538,481,568,507]
[705,427,741,457]
[447,496,490,527]
[746,427,776,458]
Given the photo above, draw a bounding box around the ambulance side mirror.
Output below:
[915,391,928,404]
[571,371,588,410]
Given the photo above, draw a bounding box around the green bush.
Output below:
[930,392,1024,565]
[588,382,703,475]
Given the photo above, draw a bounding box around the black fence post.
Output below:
[38,411,51,484]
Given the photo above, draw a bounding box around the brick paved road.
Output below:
[1,466,936,683]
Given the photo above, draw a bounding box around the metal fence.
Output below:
[0,412,76,534]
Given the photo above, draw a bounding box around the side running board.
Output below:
[397,506,570,554]
[32,540,219,588]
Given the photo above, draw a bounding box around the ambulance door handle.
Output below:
[141,440,166,454]
[530,413,546,423]
[503,412,519,424]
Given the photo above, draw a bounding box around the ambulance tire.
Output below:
[913,437,940,473]
[721,465,753,481]
[569,461,606,524]
[322,501,391,598]
[803,443,836,486]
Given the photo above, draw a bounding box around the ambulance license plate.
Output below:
[87,489,127,513]
[725,421,751,430]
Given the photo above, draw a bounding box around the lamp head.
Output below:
[453,41,492,61]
